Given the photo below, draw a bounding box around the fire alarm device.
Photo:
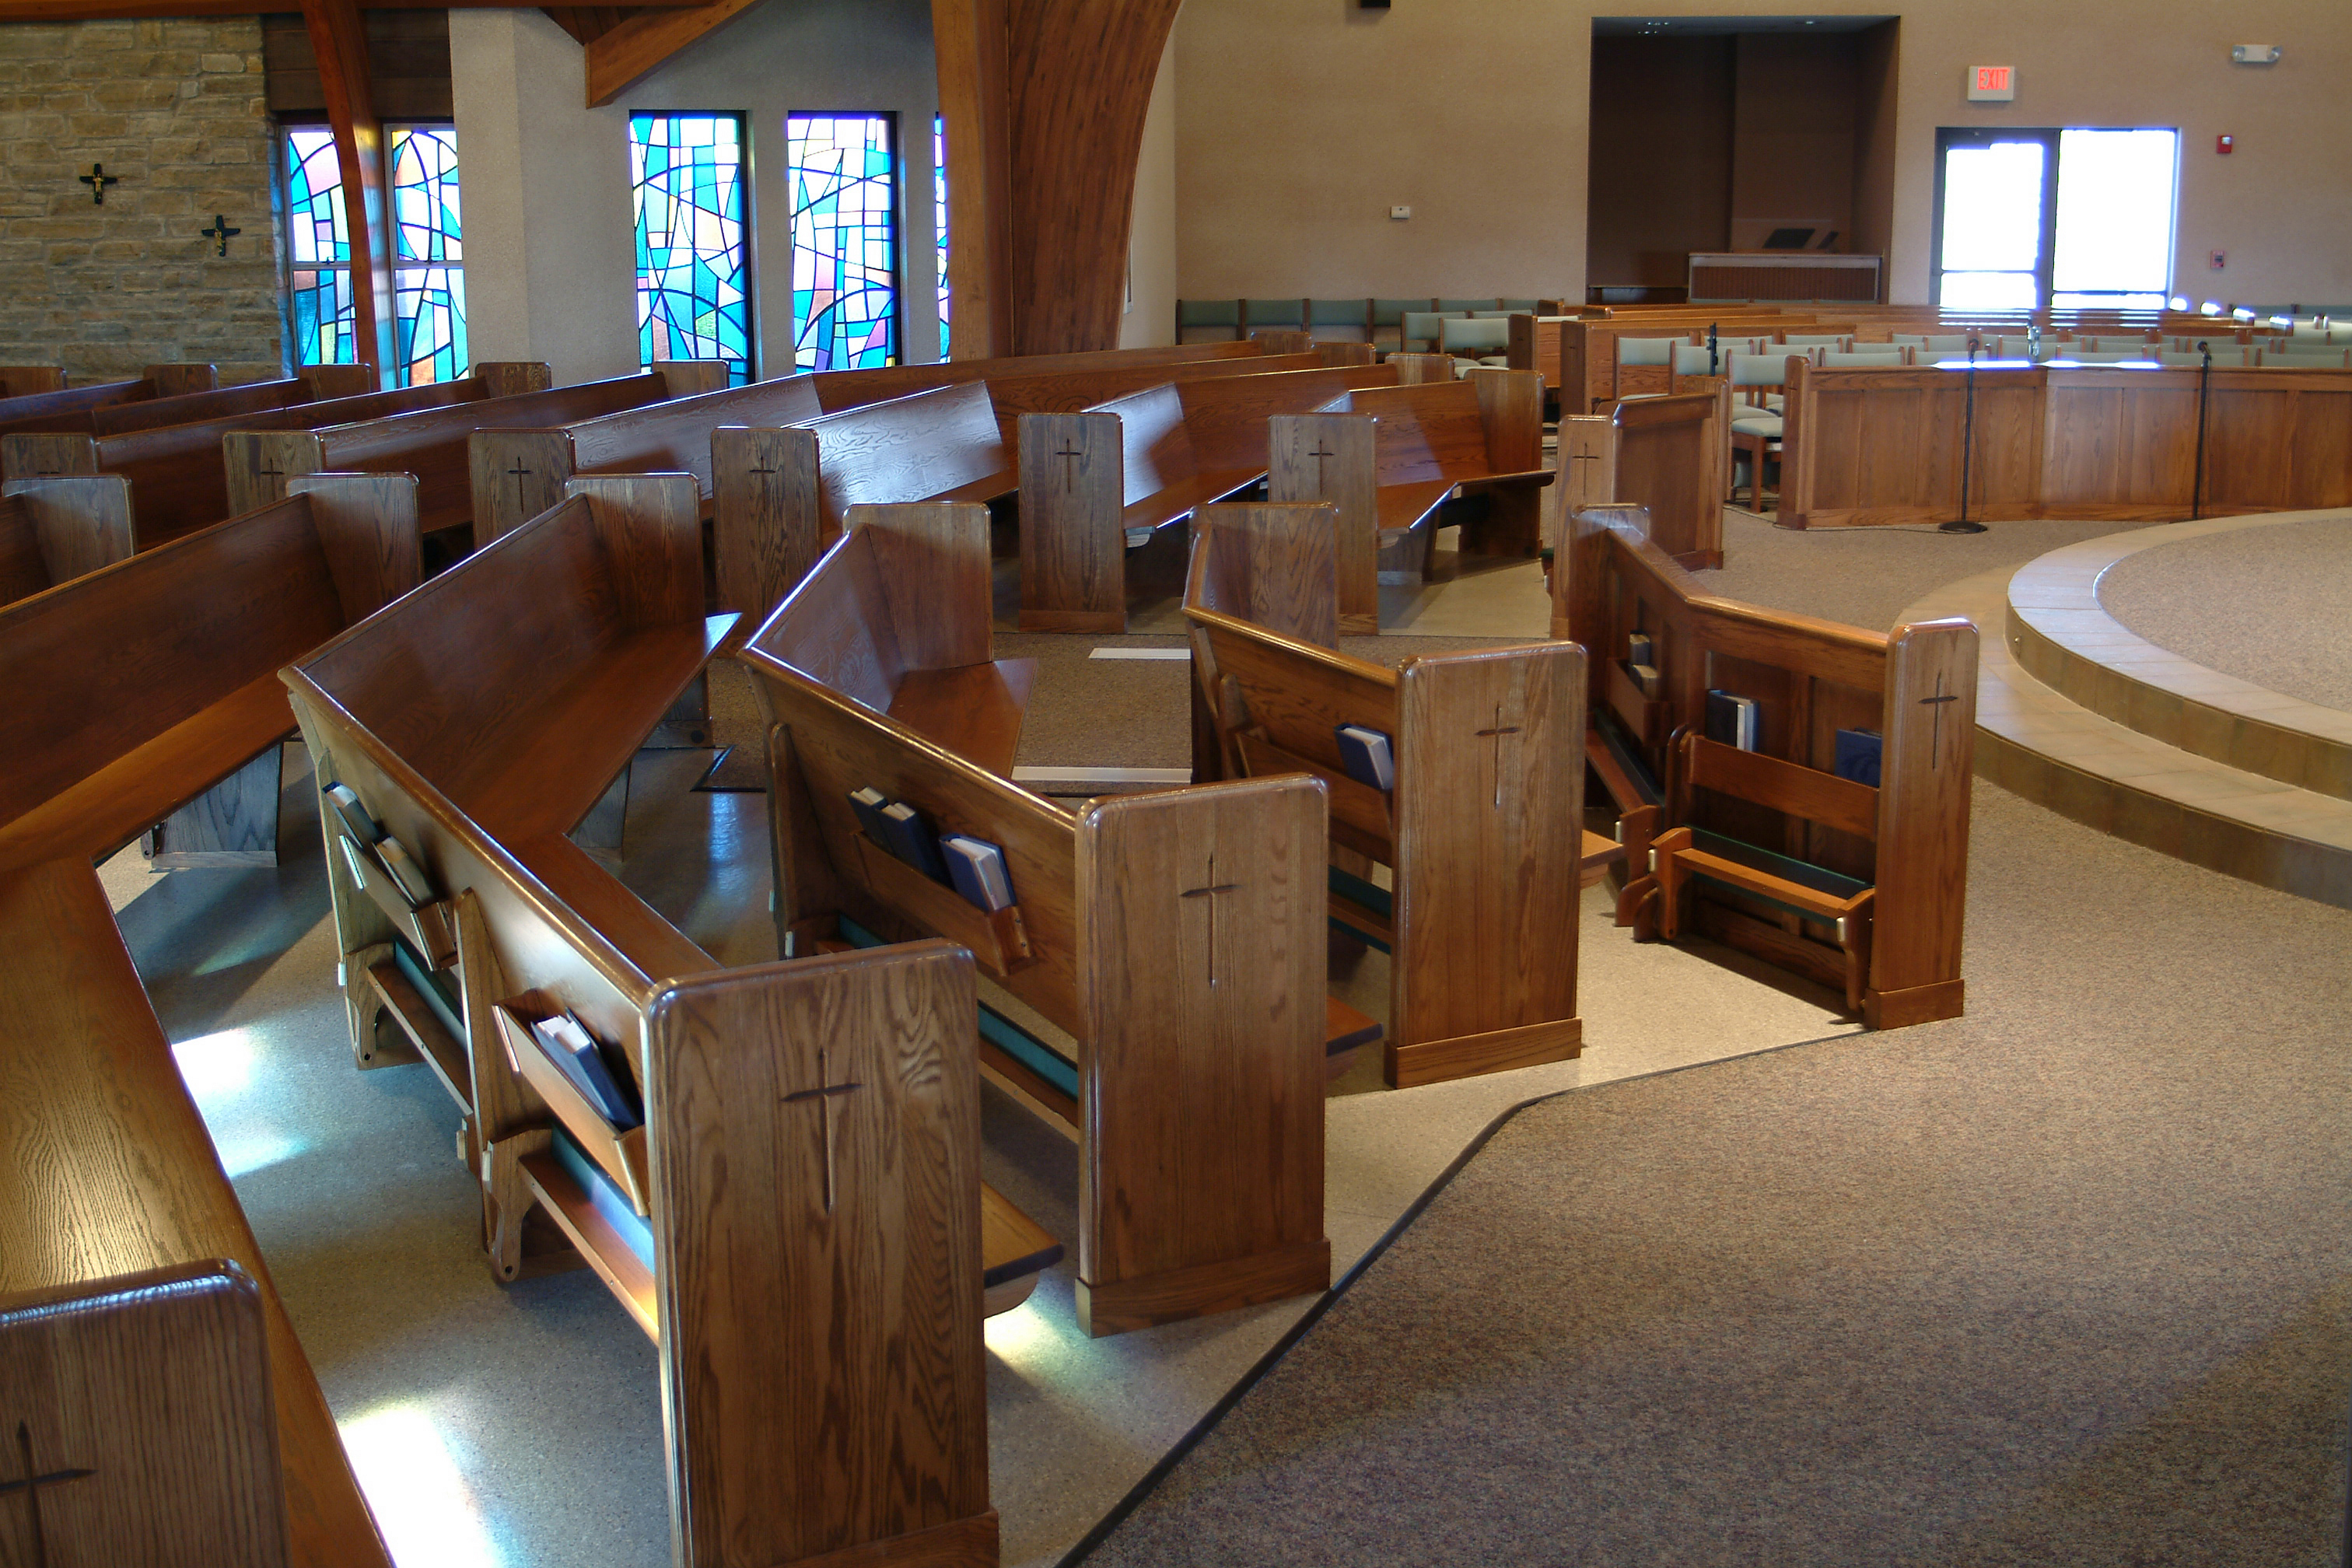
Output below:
[2210,251,2227,271]
[2217,135,2234,155]
[1966,65,2015,102]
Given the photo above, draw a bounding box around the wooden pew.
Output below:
[0,473,419,877]
[1182,502,1595,1087]
[712,380,1017,626]
[1779,359,2352,527]
[225,367,714,538]
[1559,503,1976,1027]
[0,364,219,450]
[285,478,1021,1564]
[1,364,549,553]
[0,366,64,397]
[740,502,1338,1336]
[797,338,1287,414]
[0,474,133,606]
[1015,361,1398,633]
[1281,369,1549,583]
[1594,390,1724,571]
[1,1261,294,1566]
[66,365,376,446]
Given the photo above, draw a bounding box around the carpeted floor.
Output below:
[2098,516,2352,713]
[1070,509,2352,1566]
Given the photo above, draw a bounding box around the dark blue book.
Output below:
[1334,725,1396,791]
[324,782,380,844]
[879,800,949,882]
[533,1011,643,1130]
[848,786,894,844]
[942,835,1016,912]
[1627,632,1654,667]
[1704,690,1759,751]
[1834,727,1883,787]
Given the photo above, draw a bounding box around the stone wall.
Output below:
[0,17,284,387]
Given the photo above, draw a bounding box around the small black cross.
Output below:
[782,1048,864,1214]
[1306,440,1337,490]
[1919,673,1962,769]
[1566,443,1603,474]
[1180,852,1241,988]
[506,457,531,510]
[1055,439,1083,492]
[257,461,284,480]
[4,1419,97,1568]
[1476,703,1522,808]
[746,462,775,481]
[200,215,240,257]
[78,163,117,206]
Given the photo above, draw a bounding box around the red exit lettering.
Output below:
[1976,66,2011,92]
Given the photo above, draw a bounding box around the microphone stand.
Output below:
[1940,334,1989,534]
[1708,323,1720,376]
[2192,341,2212,520]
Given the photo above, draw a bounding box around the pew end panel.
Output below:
[1072,775,1332,1336]
[1865,618,1977,1027]
[649,947,997,1567]
[0,365,65,397]
[1266,416,1378,633]
[1547,417,1620,639]
[1612,391,1725,569]
[1185,501,1341,649]
[0,474,135,598]
[648,359,733,397]
[0,1259,292,1568]
[1017,410,1129,633]
[713,425,822,630]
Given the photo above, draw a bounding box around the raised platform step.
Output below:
[1902,548,2352,911]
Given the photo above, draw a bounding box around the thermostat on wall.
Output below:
[2231,44,2281,65]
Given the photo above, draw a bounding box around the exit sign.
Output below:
[1969,65,2017,101]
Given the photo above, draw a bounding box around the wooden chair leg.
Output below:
[1617,873,1657,932]
[481,1128,549,1284]
[1841,909,1873,1017]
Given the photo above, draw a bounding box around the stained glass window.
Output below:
[630,114,752,386]
[787,113,899,371]
[933,113,949,360]
[282,124,468,385]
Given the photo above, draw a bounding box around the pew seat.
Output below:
[1332,371,1551,569]
[0,859,390,1566]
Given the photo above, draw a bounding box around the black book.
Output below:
[1704,690,1759,751]
[1834,727,1883,787]
[878,800,949,882]
[848,786,895,844]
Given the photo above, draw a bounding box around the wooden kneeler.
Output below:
[651,948,997,1568]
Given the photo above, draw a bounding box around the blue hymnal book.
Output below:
[532,1011,642,1130]
[879,801,949,882]
[1834,727,1883,787]
[1334,725,1396,791]
[942,835,1016,912]
[848,786,894,843]
[1627,632,1654,667]
[1704,690,1759,751]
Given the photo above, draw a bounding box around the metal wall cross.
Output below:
[77,163,117,205]
[200,215,240,257]
[1055,439,1084,492]
[782,1048,864,1215]
[4,1419,96,1568]
[1180,852,1241,988]
[1476,703,1522,808]
[1919,672,1961,769]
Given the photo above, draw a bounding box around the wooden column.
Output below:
[301,0,394,387]
[933,0,1181,356]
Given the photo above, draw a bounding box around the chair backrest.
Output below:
[1244,298,1304,329]
[1310,298,1370,329]
[1820,349,1909,368]
[1615,336,1683,368]
[1436,298,1492,313]
[1775,334,1849,349]
[1469,310,1514,318]
[1895,334,1972,351]
[1400,311,1447,347]
[1178,299,1241,331]
[1670,344,1721,375]
[1725,352,1792,389]
[1498,299,1543,313]
[1371,299,1424,329]
[2056,347,2155,363]
[1440,317,1510,355]
[2261,345,2352,367]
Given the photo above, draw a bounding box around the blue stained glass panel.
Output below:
[788,112,898,372]
[631,114,751,386]
[933,113,949,360]
[283,124,468,385]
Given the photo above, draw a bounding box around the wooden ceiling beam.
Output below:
[581,0,761,108]
[299,0,393,386]
[0,0,714,21]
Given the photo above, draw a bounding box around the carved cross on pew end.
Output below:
[782,1047,865,1216]
[1306,440,1338,491]
[5,1418,98,1568]
[1475,703,1523,809]
[1179,852,1242,989]
[1919,672,1962,770]
[1054,439,1084,492]
[505,458,532,511]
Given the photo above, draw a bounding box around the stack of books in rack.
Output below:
[327,781,437,906]
[1626,632,1661,699]
[848,787,1015,913]
[527,1010,642,1131]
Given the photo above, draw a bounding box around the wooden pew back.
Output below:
[1184,502,1587,1086]
[82,366,368,440]
[1343,373,1544,485]
[228,371,662,530]
[0,366,63,397]
[1170,362,1399,468]
[0,475,133,604]
[801,338,1279,412]
[1562,503,1976,1026]
[0,476,417,854]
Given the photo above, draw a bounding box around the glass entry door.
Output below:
[1931,128,2060,309]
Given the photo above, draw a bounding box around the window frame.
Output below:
[628,109,758,387]
[784,109,905,373]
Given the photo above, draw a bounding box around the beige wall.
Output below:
[1176,0,2352,306]
[1121,30,1179,349]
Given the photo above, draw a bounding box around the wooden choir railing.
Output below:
[1560,503,1977,1029]
[285,477,1024,1567]
[740,502,1339,1336]
[1780,359,2352,527]
[1185,502,1601,1087]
